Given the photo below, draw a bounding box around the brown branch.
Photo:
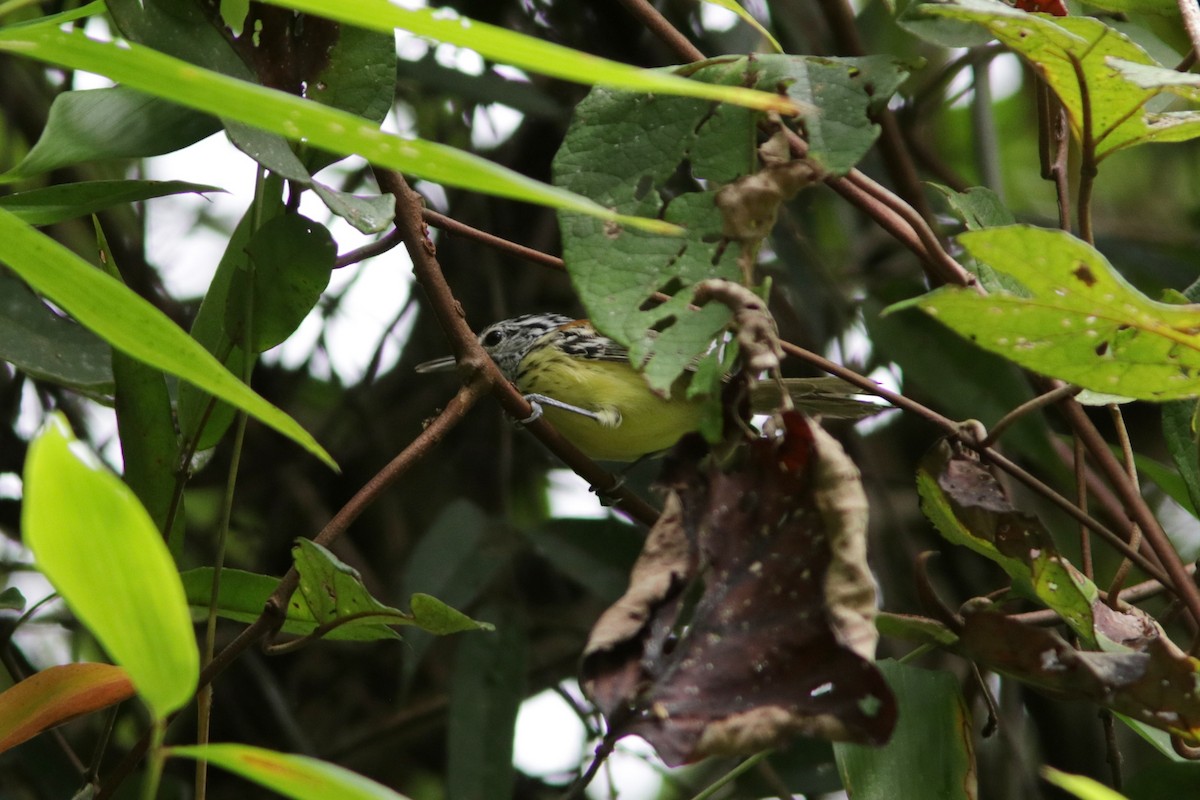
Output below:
[1058,397,1200,631]
[374,168,662,528]
[334,228,405,269]
[421,208,566,272]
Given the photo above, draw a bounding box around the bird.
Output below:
[416,313,709,461]
[416,313,885,462]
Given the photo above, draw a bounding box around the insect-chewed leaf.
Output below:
[956,610,1200,745]
[921,0,1190,158]
[581,413,895,766]
[902,225,1200,401]
[554,55,908,397]
[918,440,1167,654]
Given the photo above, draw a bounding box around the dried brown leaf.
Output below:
[581,412,895,765]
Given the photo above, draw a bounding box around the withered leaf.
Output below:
[958,610,1200,744]
[582,412,895,766]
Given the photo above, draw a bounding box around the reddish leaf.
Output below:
[0,663,135,753]
[1012,0,1068,16]
[582,413,895,766]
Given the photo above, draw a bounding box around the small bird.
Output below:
[416,313,708,461]
[417,313,885,462]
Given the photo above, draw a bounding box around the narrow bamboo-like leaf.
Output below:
[834,661,977,800]
[699,0,784,52]
[0,26,676,235]
[898,225,1200,401]
[260,0,798,114]
[1042,767,1130,800]
[0,209,334,468]
[0,663,135,754]
[22,415,198,717]
[95,219,183,549]
[170,744,414,800]
[448,604,526,800]
[0,180,223,225]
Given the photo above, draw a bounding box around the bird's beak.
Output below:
[414,355,458,374]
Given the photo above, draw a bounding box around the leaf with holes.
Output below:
[581,414,894,765]
[921,0,1199,159]
[896,225,1200,401]
[554,55,907,398]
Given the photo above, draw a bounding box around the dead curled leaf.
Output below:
[958,609,1200,744]
[581,412,895,766]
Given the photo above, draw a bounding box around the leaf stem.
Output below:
[689,752,771,800]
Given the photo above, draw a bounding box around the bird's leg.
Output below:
[520,394,607,425]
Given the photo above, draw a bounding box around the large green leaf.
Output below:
[0,88,220,183]
[554,54,907,395]
[922,0,1200,159]
[834,661,976,800]
[0,208,335,468]
[0,25,673,234]
[21,414,199,718]
[0,271,113,398]
[171,744,413,800]
[898,225,1200,401]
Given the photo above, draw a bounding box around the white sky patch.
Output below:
[699,2,739,32]
[0,472,21,501]
[513,684,588,779]
[546,469,608,520]
[434,42,485,76]
[948,52,1024,110]
[589,736,668,800]
[472,103,525,150]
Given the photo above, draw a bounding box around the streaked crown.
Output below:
[477,313,574,380]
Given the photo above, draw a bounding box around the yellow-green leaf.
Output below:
[171,744,414,800]
[898,225,1200,401]
[22,415,199,718]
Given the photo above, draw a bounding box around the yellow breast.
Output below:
[515,347,706,461]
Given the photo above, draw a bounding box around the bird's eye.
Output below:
[482,329,505,347]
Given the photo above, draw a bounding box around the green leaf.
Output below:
[555,55,906,394]
[0,180,224,225]
[293,540,492,641]
[0,271,114,398]
[21,414,199,718]
[917,441,1099,644]
[0,25,675,235]
[834,661,975,800]
[399,501,509,687]
[1042,767,1130,800]
[260,0,800,114]
[447,604,525,800]
[1124,762,1200,800]
[920,0,1179,159]
[0,208,335,468]
[1162,401,1200,519]
[900,225,1200,401]
[929,184,1015,231]
[170,744,414,800]
[0,586,27,612]
[95,219,182,550]
[0,88,220,183]
[224,213,336,353]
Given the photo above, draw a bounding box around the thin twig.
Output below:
[982,384,1081,447]
[422,208,566,271]
[334,228,405,269]
[1106,405,1142,606]
[1076,436,1093,579]
[1179,0,1200,61]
